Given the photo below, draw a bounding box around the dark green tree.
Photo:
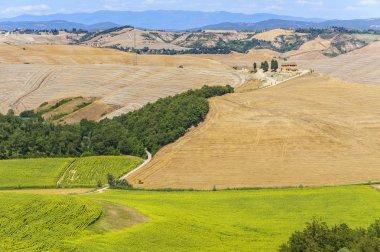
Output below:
[280,219,380,252]
[261,61,269,72]
[0,85,234,159]
[271,59,279,72]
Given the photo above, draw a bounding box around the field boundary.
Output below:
[120,150,152,181]
[110,181,380,193]
[2,181,380,193]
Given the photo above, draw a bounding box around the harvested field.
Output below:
[193,49,281,67]
[85,28,188,50]
[298,41,380,84]
[129,73,380,189]
[0,45,245,116]
[253,29,295,42]
[0,32,74,45]
[283,36,331,60]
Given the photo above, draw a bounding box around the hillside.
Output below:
[0,156,143,189]
[0,30,81,45]
[78,27,369,57]
[129,74,380,189]
[298,41,380,84]
[199,18,380,31]
[0,44,245,117]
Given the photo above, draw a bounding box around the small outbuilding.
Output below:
[281,62,298,72]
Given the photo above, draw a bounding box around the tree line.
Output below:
[107,45,232,55]
[253,59,279,73]
[0,85,233,160]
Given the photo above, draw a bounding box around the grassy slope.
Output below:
[0,193,102,251]
[0,156,143,189]
[0,158,74,189]
[76,186,380,251]
[60,156,144,187]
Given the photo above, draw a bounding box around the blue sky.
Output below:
[0,0,379,19]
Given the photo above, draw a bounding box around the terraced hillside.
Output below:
[129,73,380,189]
[0,44,245,116]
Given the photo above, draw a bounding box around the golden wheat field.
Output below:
[194,37,380,85]
[0,44,246,116]
[253,29,296,42]
[129,73,380,189]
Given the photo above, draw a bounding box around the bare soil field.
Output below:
[129,73,380,189]
[0,45,245,116]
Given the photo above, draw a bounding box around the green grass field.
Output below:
[0,193,101,251]
[3,186,380,251]
[0,156,143,189]
[60,156,143,187]
[0,158,74,189]
[76,186,380,251]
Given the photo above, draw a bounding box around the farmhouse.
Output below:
[281,62,298,72]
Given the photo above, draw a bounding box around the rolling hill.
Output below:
[129,73,380,189]
[198,18,380,31]
[0,44,246,118]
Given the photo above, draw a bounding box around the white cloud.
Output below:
[345,0,378,12]
[1,4,49,15]
[142,0,178,4]
[358,0,379,5]
[296,0,324,6]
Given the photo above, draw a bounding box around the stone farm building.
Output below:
[281,62,298,72]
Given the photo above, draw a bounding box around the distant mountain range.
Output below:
[198,19,380,31]
[0,10,323,31]
[0,20,119,32]
[0,10,378,32]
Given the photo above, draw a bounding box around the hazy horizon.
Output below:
[0,0,379,20]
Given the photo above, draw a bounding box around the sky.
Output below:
[0,0,379,19]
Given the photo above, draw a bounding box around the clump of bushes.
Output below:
[107,173,132,189]
[280,219,380,252]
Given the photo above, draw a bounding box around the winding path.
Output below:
[81,150,153,194]
[120,150,152,181]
